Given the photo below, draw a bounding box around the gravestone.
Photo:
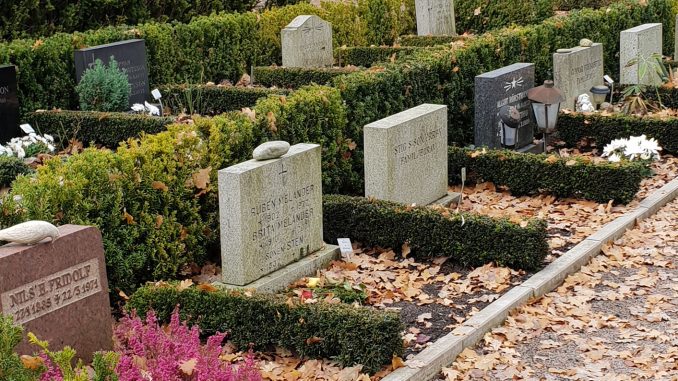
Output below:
[364,104,448,205]
[219,143,336,288]
[474,63,535,149]
[74,39,149,105]
[281,15,333,68]
[0,65,20,144]
[620,23,662,85]
[0,225,112,362]
[415,0,456,36]
[553,43,604,110]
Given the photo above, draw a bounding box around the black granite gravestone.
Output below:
[474,63,535,149]
[0,65,20,144]
[74,39,149,106]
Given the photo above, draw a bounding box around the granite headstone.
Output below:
[0,225,112,362]
[553,43,604,110]
[364,103,448,205]
[415,0,456,36]
[474,63,535,149]
[620,23,662,85]
[74,39,149,105]
[218,143,324,286]
[281,15,333,68]
[0,65,20,144]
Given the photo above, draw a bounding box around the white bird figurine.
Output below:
[0,221,59,245]
[144,101,160,116]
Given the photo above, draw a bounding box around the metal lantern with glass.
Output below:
[527,80,565,152]
[498,104,521,149]
[590,85,610,109]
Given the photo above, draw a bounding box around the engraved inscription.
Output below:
[1,259,101,324]
[393,125,443,166]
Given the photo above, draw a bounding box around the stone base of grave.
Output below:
[216,245,340,293]
[430,191,461,207]
[517,142,544,154]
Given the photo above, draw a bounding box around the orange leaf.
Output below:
[402,241,411,258]
[192,167,211,190]
[197,283,218,292]
[118,290,130,301]
[21,355,44,370]
[152,181,168,192]
[392,355,406,370]
[267,111,277,133]
[241,107,256,122]
[179,358,197,376]
[544,155,559,164]
[122,210,135,225]
[155,215,164,228]
[305,336,324,345]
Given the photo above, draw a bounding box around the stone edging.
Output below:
[382,178,678,381]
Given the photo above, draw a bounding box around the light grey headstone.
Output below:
[219,143,324,286]
[474,63,535,149]
[620,23,662,85]
[281,15,333,68]
[553,43,604,110]
[364,104,448,205]
[415,0,456,36]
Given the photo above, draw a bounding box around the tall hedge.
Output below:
[455,0,553,34]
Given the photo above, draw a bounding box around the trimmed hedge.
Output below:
[336,46,440,67]
[323,194,549,270]
[555,0,615,10]
[0,0,258,41]
[159,84,290,116]
[0,156,33,187]
[397,35,468,47]
[447,147,649,204]
[253,66,361,88]
[455,0,553,34]
[25,111,174,149]
[127,284,404,373]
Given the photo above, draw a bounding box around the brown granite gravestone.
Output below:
[0,225,112,361]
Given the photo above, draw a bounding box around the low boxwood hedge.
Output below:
[159,84,290,116]
[25,110,174,149]
[557,112,678,155]
[396,35,468,47]
[335,46,439,67]
[0,156,33,187]
[127,283,404,373]
[253,66,361,88]
[323,194,549,270]
[447,146,649,204]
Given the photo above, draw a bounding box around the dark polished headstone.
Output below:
[74,39,149,106]
[0,65,20,144]
[474,63,535,149]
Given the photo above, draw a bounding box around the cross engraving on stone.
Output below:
[279,162,289,186]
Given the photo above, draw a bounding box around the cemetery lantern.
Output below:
[590,85,610,109]
[528,80,564,150]
[498,105,521,148]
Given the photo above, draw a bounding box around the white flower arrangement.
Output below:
[0,133,56,159]
[601,135,662,162]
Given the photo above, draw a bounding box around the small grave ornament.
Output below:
[0,221,59,245]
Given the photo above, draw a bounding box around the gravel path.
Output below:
[443,198,678,380]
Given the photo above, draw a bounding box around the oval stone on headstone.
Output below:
[253,141,291,160]
[556,48,572,53]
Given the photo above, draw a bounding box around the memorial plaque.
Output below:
[281,15,333,68]
[553,43,604,110]
[620,23,662,85]
[0,65,20,144]
[74,39,149,105]
[415,0,456,36]
[218,143,324,286]
[0,225,112,362]
[364,103,448,205]
[474,63,535,149]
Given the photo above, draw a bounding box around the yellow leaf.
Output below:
[544,155,559,164]
[402,241,411,258]
[267,111,277,133]
[155,215,164,228]
[118,290,130,301]
[392,355,406,370]
[21,355,44,370]
[177,279,193,291]
[122,210,135,225]
[241,107,256,121]
[565,159,577,166]
[473,6,481,15]
[192,167,212,190]
[152,181,168,192]
[306,277,320,288]
[179,358,197,376]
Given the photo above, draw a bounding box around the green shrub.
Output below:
[336,46,440,67]
[555,0,614,10]
[455,0,553,34]
[253,66,360,88]
[448,147,649,204]
[159,84,290,116]
[127,284,404,373]
[397,35,471,47]
[324,194,549,270]
[0,156,33,187]
[25,110,174,149]
[76,58,131,112]
[0,314,44,381]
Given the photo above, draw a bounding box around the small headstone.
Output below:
[281,15,333,68]
[364,104,448,205]
[415,0,456,36]
[553,43,604,110]
[74,39,149,106]
[219,143,324,286]
[620,23,662,85]
[253,141,291,160]
[474,63,535,149]
[0,225,112,362]
[0,65,20,144]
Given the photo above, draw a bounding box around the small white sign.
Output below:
[151,88,162,100]
[19,124,35,134]
[461,167,466,183]
[337,238,353,255]
[603,75,614,84]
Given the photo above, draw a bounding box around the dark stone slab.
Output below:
[74,39,149,106]
[474,63,535,149]
[0,225,112,362]
[0,65,20,144]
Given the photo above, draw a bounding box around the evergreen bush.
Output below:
[75,58,131,112]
